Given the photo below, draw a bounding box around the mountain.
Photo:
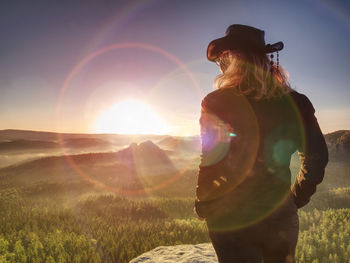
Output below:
[0,140,59,152]
[324,130,349,146]
[0,140,177,190]
[0,137,112,155]
[0,129,60,141]
[114,140,177,176]
[324,130,350,161]
[0,129,167,146]
[62,138,111,148]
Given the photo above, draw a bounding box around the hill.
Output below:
[62,137,111,148]
[0,129,60,141]
[0,129,171,168]
[324,130,349,145]
[0,139,60,152]
[324,130,350,161]
[114,140,176,176]
[0,129,166,144]
[0,140,181,196]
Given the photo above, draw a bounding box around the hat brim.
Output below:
[207,37,284,61]
[207,37,231,62]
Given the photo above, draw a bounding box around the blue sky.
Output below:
[1,0,349,134]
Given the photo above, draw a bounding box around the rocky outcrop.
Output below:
[115,140,177,175]
[129,243,217,263]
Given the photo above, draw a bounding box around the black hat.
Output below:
[207,24,284,61]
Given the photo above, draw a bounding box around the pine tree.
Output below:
[14,240,26,263]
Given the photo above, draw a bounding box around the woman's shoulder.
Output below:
[201,88,243,109]
[287,90,315,113]
[202,88,315,116]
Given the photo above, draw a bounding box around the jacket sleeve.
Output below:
[291,95,329,208]
[194,98,232,219]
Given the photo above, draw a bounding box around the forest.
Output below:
[0,180,349,262]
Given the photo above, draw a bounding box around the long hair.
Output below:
[214,50,291,100]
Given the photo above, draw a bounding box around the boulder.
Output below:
[130,243,217,263]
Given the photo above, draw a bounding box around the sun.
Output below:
[93,100,169,135]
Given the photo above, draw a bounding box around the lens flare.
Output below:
[55,42,200,197]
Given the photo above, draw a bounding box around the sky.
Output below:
[1,0,350,135]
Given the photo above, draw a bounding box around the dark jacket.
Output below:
[195,88,328,225]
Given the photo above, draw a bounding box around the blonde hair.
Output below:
[214,50,291,100]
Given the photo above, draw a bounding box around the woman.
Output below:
[195,24,328,263]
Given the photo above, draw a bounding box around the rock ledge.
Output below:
[129,243,218,263]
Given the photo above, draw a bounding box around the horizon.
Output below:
[0,128,199,137]
[0,127,348,136]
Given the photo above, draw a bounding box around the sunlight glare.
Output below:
[93,100,169,134]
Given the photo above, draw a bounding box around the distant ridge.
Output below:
[62,138,111,148]
[0,129,168,144]
[0,140,177,186]
[0,152,121,177]
[0,129,61,141]
[0,129,108,141]
[0,137,111,151]
[0,139,59,151]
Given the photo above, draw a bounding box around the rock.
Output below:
[129,243,218,263]
[115,140,177,175]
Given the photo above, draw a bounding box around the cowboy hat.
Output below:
[207,24,284,61]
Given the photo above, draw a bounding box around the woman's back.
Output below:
[196,88,327,229]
